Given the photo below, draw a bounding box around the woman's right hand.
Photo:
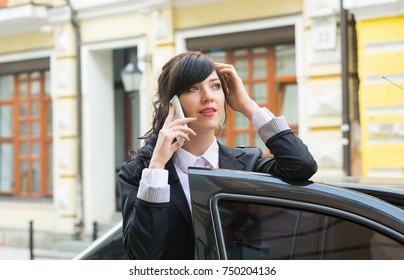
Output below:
[148,106,196,169]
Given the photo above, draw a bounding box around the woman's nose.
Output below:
[201,89,214,103]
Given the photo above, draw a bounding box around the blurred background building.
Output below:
[0,0,403,258]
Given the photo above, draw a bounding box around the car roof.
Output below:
[188,168,404,235]
[313,176,404,209]
[313,176,404,192]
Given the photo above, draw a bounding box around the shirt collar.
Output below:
[173,138,219,173]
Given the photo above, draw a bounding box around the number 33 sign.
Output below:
[311,14,337,51]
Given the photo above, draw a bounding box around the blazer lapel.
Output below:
[218,143,246,170]
[167,161,193,229]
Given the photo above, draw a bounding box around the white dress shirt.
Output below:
[172,140,218,210]
[136,107,289,209]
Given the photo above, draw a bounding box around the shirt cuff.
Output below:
[252,107,290,143]
[137,168,170,203]
[258,116,290,143]
[251,107,275,129]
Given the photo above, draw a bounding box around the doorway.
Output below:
[113,47,141,211]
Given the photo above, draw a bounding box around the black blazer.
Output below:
[118,129,317,260]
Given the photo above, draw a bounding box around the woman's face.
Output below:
[178,71,225,133]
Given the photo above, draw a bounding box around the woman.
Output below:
[118,51,317,260]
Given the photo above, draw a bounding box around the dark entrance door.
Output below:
[113,47,140,211]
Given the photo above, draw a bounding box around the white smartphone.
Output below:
[169,95,187,144]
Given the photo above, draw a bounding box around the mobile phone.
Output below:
[169,95,187,144]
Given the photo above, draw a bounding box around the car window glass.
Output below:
[218,200,404,260]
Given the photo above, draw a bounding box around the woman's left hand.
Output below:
[216,63,260,120]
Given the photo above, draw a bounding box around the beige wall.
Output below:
[0,31,53,54]
[80,13,150,44]
[173,0,302,29]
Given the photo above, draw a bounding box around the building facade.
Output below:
[0,0,403,253]
[344,0,404,177]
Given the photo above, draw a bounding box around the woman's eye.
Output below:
[187,85,198,92]
[212,83,221,89]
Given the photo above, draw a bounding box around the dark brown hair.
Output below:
[130,51,227,177]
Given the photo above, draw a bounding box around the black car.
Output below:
[74,168,404,260]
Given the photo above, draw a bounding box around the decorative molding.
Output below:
[305,0,341,18]
[172,0,222,7]
[47,5,71,25]
[344,0,400,9]
[0,4,49,35]
[0,49,52,63]
[305,79,342,117]
[48,0,167,24]
[364,74,404,85]
[343,0,404,20]
[308,90,342,116]
[368,122,404,136]
[365,105,404,115]
[365,41,404,54]
[307,131,343,168]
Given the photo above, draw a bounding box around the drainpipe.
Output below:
[340,0,351,176]
[66,0,84,239]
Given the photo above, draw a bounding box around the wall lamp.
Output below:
[120,54,152,92]
[120,61,142,92]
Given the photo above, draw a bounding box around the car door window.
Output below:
[217,199,404,260]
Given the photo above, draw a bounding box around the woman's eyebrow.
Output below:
[208,78,220,82]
